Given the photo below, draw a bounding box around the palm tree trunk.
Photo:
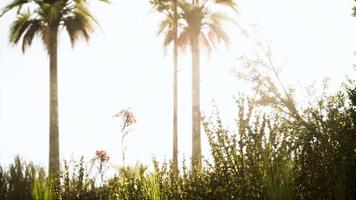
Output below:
[191,34,201,170]
[172,0,179,172]
[48,25,60,179]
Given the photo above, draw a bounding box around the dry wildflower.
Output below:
[90,149,110,185]
[113,108,137,131]
[113,108,137,166]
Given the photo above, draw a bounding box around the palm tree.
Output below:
[160,0,237,169]
[173,0,179,174]
[150,0,179,171]
[0,0,108,179]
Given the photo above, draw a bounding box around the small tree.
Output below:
[113,108,137,167]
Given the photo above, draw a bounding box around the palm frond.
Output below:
[163,29,174,47]
[74,1,98,25]
[9,10,44,53]
[208,23,230,48]
[97,0,110,3]
[177,27,190,51]
[213,0,238,13]
[21,19,43,52]
[63,9,94,47]
[205,11,233,48]
[150,0,172,13]
[0,0,32,17]
[210,11,237,27]
[157,16,173,36]
[9,11,32,44]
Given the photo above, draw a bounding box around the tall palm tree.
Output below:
[0,0,108,178]
[150,0,179,171]
[160,0,237,169]
[172,0,179,172]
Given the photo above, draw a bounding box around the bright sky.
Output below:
[0,0,355,171]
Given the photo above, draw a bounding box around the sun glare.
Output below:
[0,0,355,198]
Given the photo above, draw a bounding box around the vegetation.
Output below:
[0,0,109,183]
[150,0,180,172]
[0,80,355,199]
[151,0,237,169]
[113,109,137,167]
[0,0,355,199]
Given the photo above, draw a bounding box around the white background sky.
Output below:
[0,0,355,171]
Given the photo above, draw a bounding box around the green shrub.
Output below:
[32,170,53,200]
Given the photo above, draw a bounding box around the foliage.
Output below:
[151,0,237,53]
[151,0,239,170]
[235,42,356,199]
[0,67,355,200]
[62,156,95,200]
[0,0,110,186]
[0,0,109,53]
[32,171,54,200]
[1,83,355,199]
[0,156,45,200]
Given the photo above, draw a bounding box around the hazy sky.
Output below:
[0,0,355,170]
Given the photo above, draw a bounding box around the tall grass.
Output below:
[32,174,53,200]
